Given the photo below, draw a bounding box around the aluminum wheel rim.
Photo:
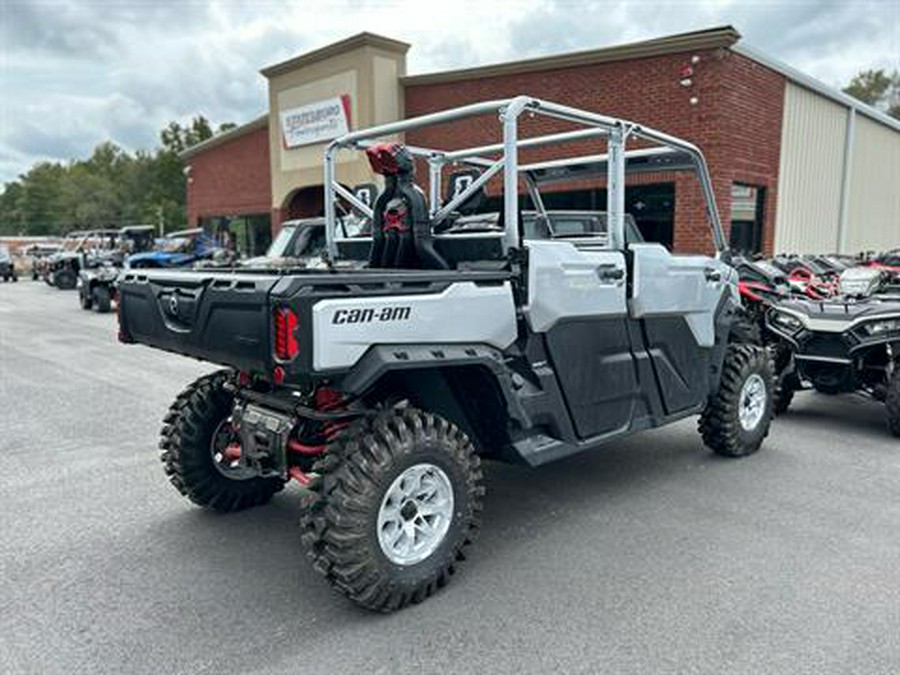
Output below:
[377,463,454,566]
[739,373,767,432]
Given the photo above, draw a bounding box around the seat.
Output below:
[365,144,448,270]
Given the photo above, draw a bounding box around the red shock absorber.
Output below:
[316,387,350,442]
[286,387,349,457]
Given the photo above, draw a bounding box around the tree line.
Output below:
[0,117,235,237]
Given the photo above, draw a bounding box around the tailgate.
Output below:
[118,269,280,372]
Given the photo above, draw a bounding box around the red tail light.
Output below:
[273,306,299,361]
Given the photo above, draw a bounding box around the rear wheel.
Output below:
[700,344,774,457]
[92,285,111,313]
[887,368,900,438]
[300,407,484,612]
[159,370,284,511]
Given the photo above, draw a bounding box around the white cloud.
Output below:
[1,0,897,183]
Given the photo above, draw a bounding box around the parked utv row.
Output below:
[76,222,326,313]
[733,252,900,432]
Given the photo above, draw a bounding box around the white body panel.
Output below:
[311,281,517,371]
[628,243,732,347]
[524,240,626,333]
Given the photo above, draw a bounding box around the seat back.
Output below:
[365,144,448,270]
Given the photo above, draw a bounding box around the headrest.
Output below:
[365,143,414,176]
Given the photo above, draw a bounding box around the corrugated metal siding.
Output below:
[844,115,900,252]
[775,83,848,253]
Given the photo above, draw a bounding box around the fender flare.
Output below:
[340,343,531,428]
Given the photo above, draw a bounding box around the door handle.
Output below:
[704,268,722,282]
[597,267,625,283]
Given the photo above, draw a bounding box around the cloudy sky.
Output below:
[1,0,898,184]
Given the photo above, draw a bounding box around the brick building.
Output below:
[182,26,899,257]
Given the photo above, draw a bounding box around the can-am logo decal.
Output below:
[331,306,411,325]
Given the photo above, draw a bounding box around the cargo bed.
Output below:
[117,266,513,374]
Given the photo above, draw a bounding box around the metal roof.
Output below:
[733,42,900,134]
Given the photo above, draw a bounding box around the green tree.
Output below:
[844,68,900,119]
[0,115,234,236]
[159,116,216,154]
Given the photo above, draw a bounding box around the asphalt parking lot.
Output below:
[1,280,899,675]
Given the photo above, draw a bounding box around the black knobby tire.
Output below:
[300,407,484,612]
[159,370,284,512]
[700,344,774,457]
[79,288,93,310]
[92,285,111,313]
[773,371,799,415]
[887,368,900,438]
[54,269,76,290]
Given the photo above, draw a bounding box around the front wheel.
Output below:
[300,407,484,612]
[92,285,111,313]
[159,370,285,511]
[79,288,93,310]
[700,344,774,457]
[54,269,76,290]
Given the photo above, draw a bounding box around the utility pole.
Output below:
[157,205,164,237]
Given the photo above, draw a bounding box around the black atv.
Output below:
[766,282,900,436]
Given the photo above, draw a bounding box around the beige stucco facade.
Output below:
[262,33,408,214]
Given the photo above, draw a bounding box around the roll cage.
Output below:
[323,95,725,260]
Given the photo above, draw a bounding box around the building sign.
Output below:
[280,95,351,148]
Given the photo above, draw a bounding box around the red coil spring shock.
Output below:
[316,387,349,443]
[286,387,349,457]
